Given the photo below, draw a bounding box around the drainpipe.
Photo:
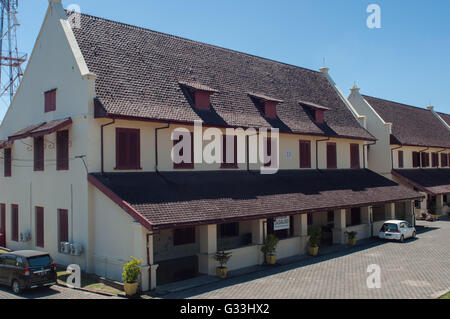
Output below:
[363,141,377,169]
[155,124,170,172]
[315,137,330,169]
[101,119,115,174]
[391,145,402,170]
[146,233,152,291]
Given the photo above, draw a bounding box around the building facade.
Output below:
[0,0,422,291]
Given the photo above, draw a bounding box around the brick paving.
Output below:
[159,218,450,299]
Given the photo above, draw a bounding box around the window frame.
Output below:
[173,131,194,169]
[115,128,141,170]
[398,150,404,168]
[326,142,337,169]
[350,143,360,169]
[221,135,238,169]
[44,89,57,113]
[34,136,44,171]
[35,206,44,248]
[58,209,69,248]
[299,140,311,168]
[4,148,11,177]
[173,227,196,246]
[56,130,69,171]
[11,204,18,242]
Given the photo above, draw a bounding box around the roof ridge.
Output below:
[362,95,432,113]
[75,11,321,75]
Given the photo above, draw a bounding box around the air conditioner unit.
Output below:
[60,242,71,254]
[19,231,32,242]
[69,242,83,256]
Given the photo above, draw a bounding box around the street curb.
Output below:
[56,280,126,298]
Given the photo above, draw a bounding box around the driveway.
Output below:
[0,284,122,299]
[159,218,450,299]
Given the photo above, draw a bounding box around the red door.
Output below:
[0,204,6,247]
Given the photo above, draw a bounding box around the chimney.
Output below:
[319,67,329,74]
[427,105,434,111]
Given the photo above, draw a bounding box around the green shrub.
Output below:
[345,231,357,239]
[213,251,232,269]
[308,226,322,248]
[122,256,142,283]
[261,234,279,256]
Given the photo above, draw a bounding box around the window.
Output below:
[34,136,44,171]
[173,227,195,246]
[349,208,361,226]
[350,144,360,169]
[264,137,278,168]
[412,152,420,168]
[35,207,44,248]
[299,140,311,168]
[11,204,18,242]
[115,128,141,170]
[219,223,239,238]
[441,153,449,167]
[326,142,337,169]
[221,135,238,168]
[431,153,439,167]
[0,204,5,244]
[44,89,56,112]
[4,148,11,177]
[327,210,334,223]
[56,130,69,170]
[173,131,194,169]
[398,150,404,168]
[421,152,430,167]
[307,213,313,226]
[58,209,69,246]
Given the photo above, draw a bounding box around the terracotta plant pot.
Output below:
[216,267,228,279]
[124,281,139,296]
[348,238,357,246]
[308,246,319,256]
[266,254,277,265]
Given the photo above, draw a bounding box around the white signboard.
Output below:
[274,216,290,231]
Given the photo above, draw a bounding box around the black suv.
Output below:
[0,250,57,294]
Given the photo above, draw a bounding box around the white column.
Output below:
[436,194,444,215]
[293,214,309,255]
[198,224,217,275]
[251,219,265,245]
[385,203,395,220]
[333,209,346,244]
[361,206,371,224]
[132,222,155,292]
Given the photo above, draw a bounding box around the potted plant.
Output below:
[345,230,358,246]
[307,226,322,256]
[261,234,279,265]
[213,251,232,278]
[122,256,142,296]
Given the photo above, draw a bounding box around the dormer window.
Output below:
[248,93,283,119]
[179,81,219,111]
[299,100,330,124]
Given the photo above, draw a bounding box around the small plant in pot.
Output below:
[261,234,279,265]
[307,226,322,256]
[214,251,232,279]
[345,231,358,246]
[122,256,142,296]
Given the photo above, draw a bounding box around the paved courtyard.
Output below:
[0,284,122,299]
[158,218,450,299]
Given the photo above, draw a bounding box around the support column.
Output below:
[404,200,415,226]
[251,219,265,245]
[198,224,217,276]
[436,194,444,215]
[293,214,309,255]
[333,209,346,244]
[385,203,395,220]
[360,206,373,239]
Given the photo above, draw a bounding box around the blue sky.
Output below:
[2,0,449,119]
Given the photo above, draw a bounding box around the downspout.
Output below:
[146,233,152,291]
[391,145,402,170]
[418,147,430,167]
[363,141,377,169]
[101,119,115,174]
[155,124,170,172]
[316,137,330,169]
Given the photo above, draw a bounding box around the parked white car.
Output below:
[378,220,416,242]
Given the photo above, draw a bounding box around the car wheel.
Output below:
[11,280,22,295]
[412,232,416,239]
[400,235,404,243]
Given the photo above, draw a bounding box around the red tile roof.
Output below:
[89,170,422,230]
[8,118,72,141]
[392,169,450,195]
[363,95,450,148]
[71,13,375,141]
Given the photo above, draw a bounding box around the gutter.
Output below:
[315,137,330,169]
[101,119,115,174]
[364,141,377,169]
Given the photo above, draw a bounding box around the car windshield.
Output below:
[27,255,51,267]
[382,223,398,232]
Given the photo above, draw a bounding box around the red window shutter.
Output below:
[34,136,44,171]
[221,135,238,168]
[44,89,56,113]
[412,152,419,168]
[58,209,69,244]
[299,140,311,168]
[194,91,212,110]
[115,128,141,170]
[442,153,448,167]
[173,132,194,169]
[315,110,324,124]
[4,148,11,177]
[327,142,337,169]
[11,204,18,242]
[35,207,44,247]
[56,130,69,170]
[398,151,404,168]
[264,101,277,119]
[350,144,360,169]
[0,204,6,246]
